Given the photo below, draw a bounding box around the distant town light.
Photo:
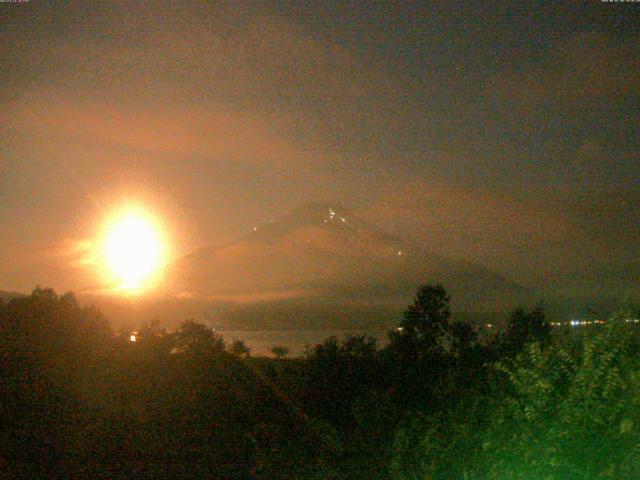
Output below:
[129,334,137,342]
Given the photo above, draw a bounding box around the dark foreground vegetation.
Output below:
[1,286,639,479]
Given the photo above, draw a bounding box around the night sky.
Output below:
[1,1,638,299]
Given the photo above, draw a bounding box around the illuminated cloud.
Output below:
[485,33,640,113]
[360,177,584,284]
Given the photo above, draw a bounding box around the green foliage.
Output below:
[481,320,640,479]
[389,392,496,480]
[390,313,640,480]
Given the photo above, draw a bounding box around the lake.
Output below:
[218,328,392,357]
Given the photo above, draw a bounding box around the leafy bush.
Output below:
[390,314,640,479]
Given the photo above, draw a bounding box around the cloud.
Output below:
[559,186,640,248]
[38,237,95,267]
[359,177,583,284]
[3,1,414,218]
[177,289,310,304]
[12,95,314,168]
[4,2,410,159]
[485,33,640,112]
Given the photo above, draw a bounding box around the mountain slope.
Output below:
[166,203,530,327]
[0,290,25,303]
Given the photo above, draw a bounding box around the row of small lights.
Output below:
[565,318,640,327]
[251,207,404,257]
[130,318,640,343]
[325,208,404,256]
[326,207,353,228]
[396,318,640,335]
[483,318,640,330]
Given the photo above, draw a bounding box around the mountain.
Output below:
[165,202,531,329]
[0,290,25,303]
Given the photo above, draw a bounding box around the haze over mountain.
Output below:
[5,200,635,331]
[157,202,530,330]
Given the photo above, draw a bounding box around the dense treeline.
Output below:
[1,286,638,478]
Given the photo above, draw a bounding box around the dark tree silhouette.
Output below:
[388,284,452,361]
[172,319,225,354]
[341,334,378,358]
[498,305,550,356]
[270,345,290,359]
[448,320,478,357]
[305,335,381,424]
[3,282,635,479]
[229,339,251,357]
[0,287,112,477]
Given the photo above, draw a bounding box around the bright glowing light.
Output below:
[103,210,165,291]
